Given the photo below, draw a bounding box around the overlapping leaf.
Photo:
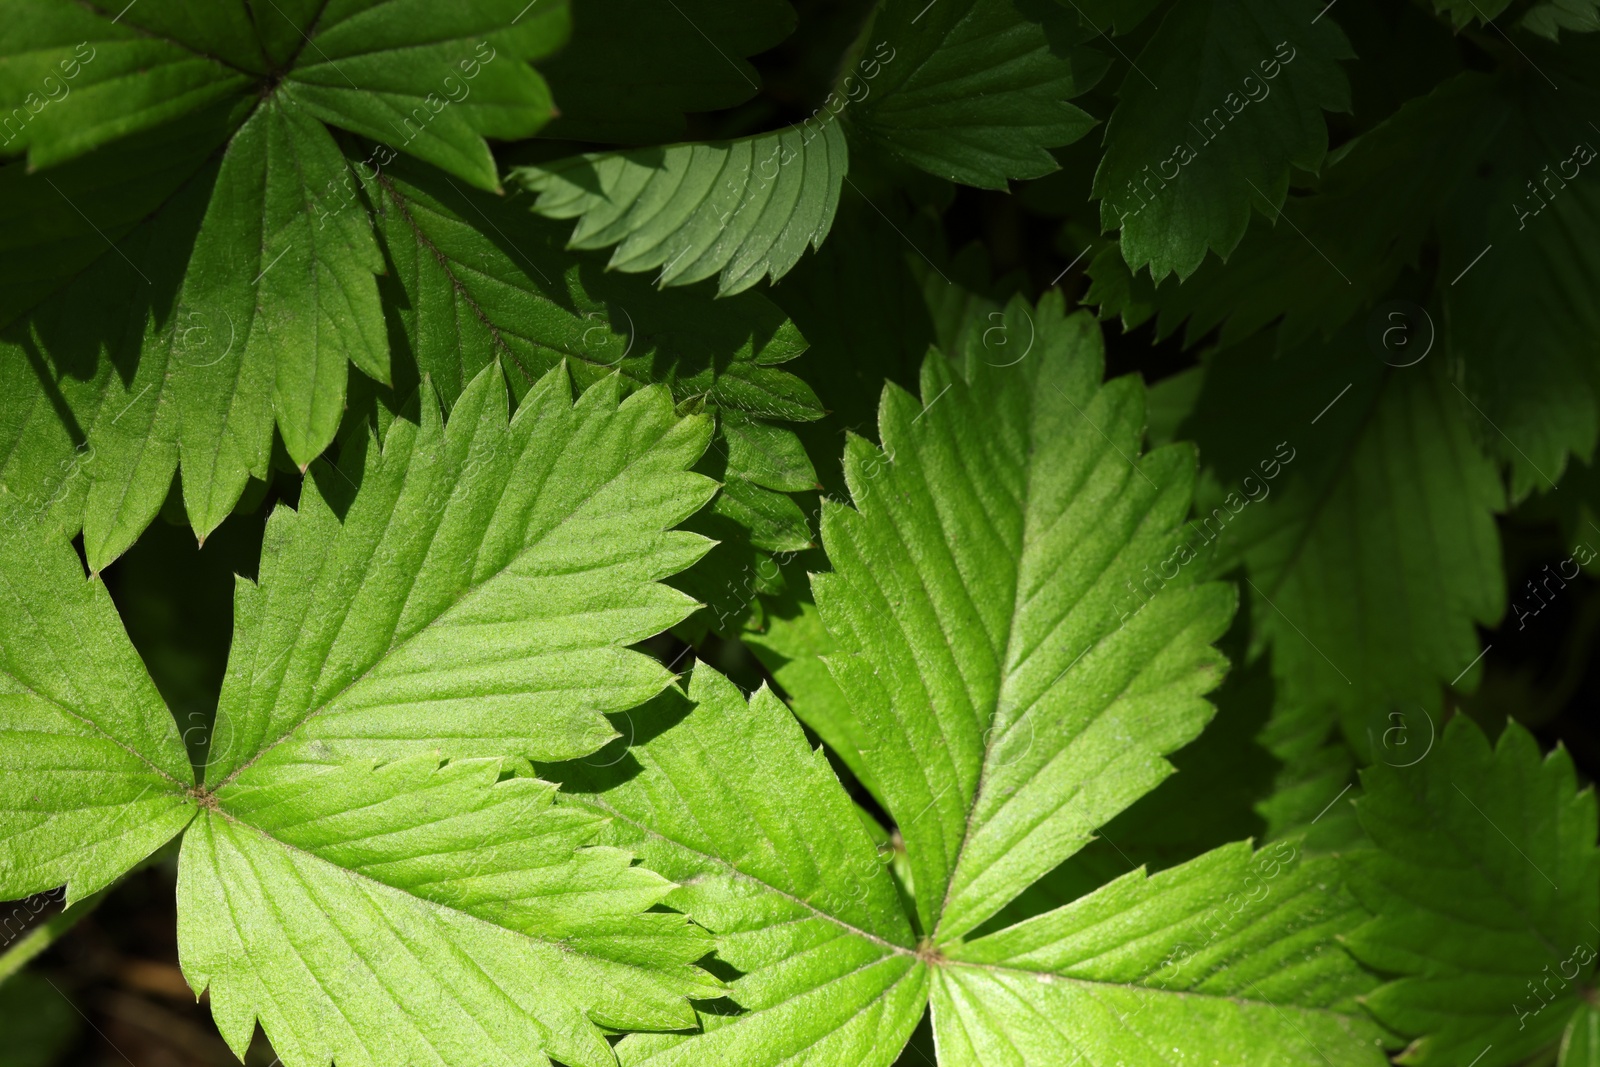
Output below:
[1175,332,1505,747]
[551,668,928,1067]
[368,151,819,418]
[1093,0,1352,280]
[848,0,1102,188]
[0,364,725,1067]
[551,667,1387,1067]
[1091,73,1496,350]
[813,291,1235,938]
[0,0,572,561]
[1345,719,1600,1067]
[515,117,849,295]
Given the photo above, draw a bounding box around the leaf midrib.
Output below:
[209,397,694,791]
[940,956,1373,1019]
[375,169,657,388]
[564,792,918,958]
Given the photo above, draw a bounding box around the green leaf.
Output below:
[932,838,1389,1067]
[180,753,720,1066]
[812,291,1235,939]
[538,0,796,143]
[1564,1003,1600,1067]
[2,364,725,1067]
[1522,0,1600,39]
[369,151,819,420]
[553,668,934,1067]
[1112,73,1496,350]
[554,669,1386,1067]
[1177,333,1506,746]
[1346,718,1600,1067]
[848,0,1101,188]
[743,556,880,795]
[1428,0,1512,29]
[174,94,389,476]
[204,363,714,783]
[1094,0,1352,280]
[513,117,848,295]
[0,0,574,561]
[0,501,195,904]
[0,6,254,169]
[549,667,928,1067]
[1066,0,1168,35]
[1437,63,1600,498]
[278,2,569,192]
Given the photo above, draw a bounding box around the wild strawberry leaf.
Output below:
[514,117,850,296]
[0,364,725,1067]
[847,0,1102,189]
[368,151,819,419]
[813,291,1235,939]
[1093,0,1352,280]
[1345,719,1600,1067]
[1174,332,1506,748]
[0,0,573,561]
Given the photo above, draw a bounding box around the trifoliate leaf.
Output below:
[0,0,572,557]
[553,666,1385,1067]
[514,117,849,295]
[368,150,820,420]
[813,291,1235,939]
[1,364,724,1067]
[1094,0,1352,280]
[848,0,1101,188]
[1178,332,1505,747]
[1346,718,1600,1067]
[932,839,1388,1067]
[538,0,796,143]
[549,668,928,1067]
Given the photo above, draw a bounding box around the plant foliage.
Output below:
[2,1,1598,1065]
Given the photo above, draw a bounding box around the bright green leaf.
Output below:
[812,291,1235,939]
[549,667,927,1067]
